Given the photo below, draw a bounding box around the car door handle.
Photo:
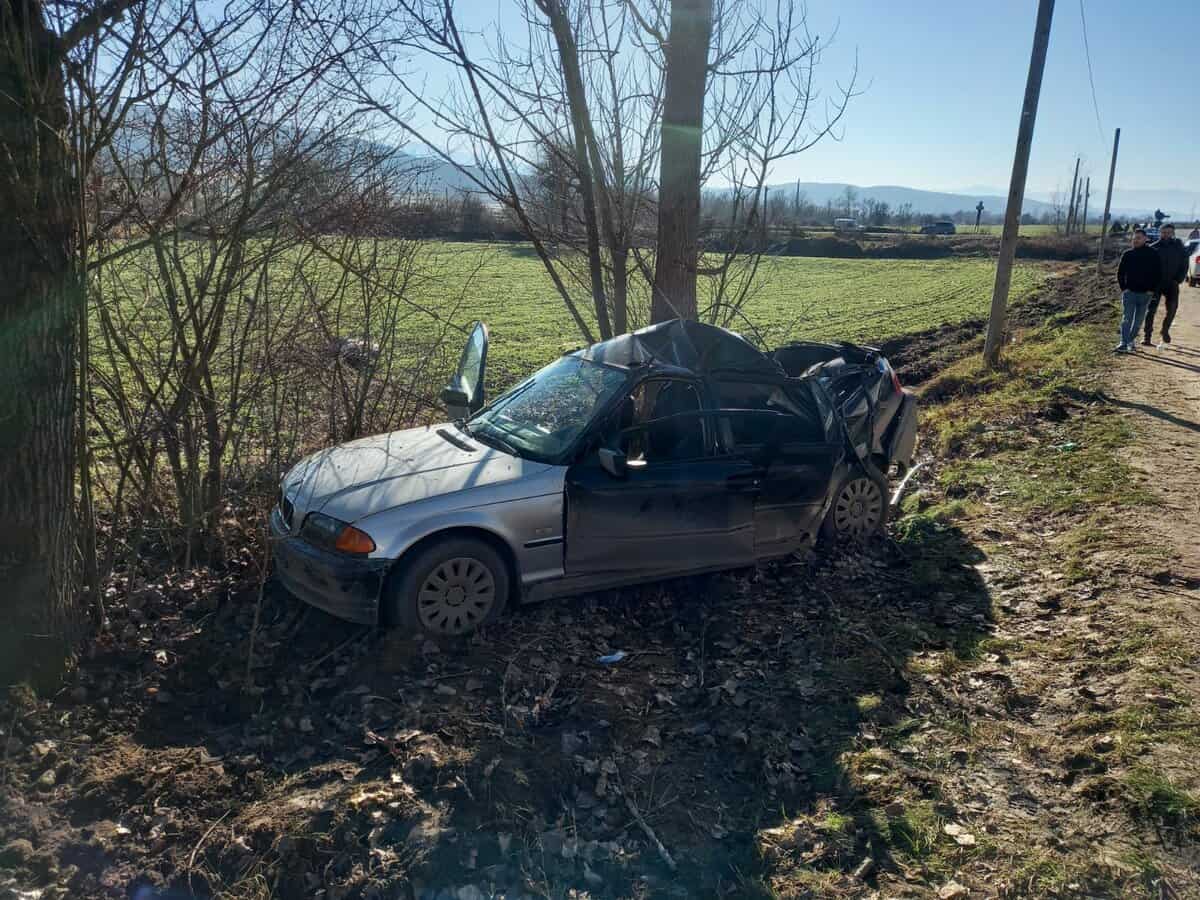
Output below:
[726,472,763,492]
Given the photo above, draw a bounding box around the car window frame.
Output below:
[707,376,829,457]
[618,376,715,466]
[469,352,634,466]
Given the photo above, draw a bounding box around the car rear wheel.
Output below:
[386,537,509,637]
[821,466,888,542]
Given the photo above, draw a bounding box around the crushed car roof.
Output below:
[578,318,784,377]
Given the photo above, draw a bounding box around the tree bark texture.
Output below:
[1,0,82,686]
[542,0,613,339]
[651,0,713,323]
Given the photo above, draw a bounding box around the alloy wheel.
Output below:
[416,556,497,635]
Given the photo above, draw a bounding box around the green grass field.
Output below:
[86,240,1054,504]
[409,243,1052,382]
[90,240,1054,431]
[954,223,1073,236]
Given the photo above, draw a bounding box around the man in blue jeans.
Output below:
[1115,228,1160,353]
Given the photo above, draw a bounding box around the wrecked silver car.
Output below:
[270,319,918,636]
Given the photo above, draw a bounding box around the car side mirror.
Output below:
[442,387,470,420]
[598,447,628,478]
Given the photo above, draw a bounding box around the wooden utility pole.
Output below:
[1066,157,1080,234]
[1096,128,1121,273]
[1081,177,1090,234]
[983,0,1055,366]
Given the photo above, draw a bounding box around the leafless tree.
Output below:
[0,0,418,682]
[685,0,858,328]
[2,0,152,684]
[841,185,858,218]
[84,7,465,570]
[361,0,854,338]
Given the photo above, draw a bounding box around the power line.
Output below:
[1079,0,1104,140]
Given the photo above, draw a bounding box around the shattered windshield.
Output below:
[467,354,627,462]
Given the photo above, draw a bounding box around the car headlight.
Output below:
[300,512,376,556]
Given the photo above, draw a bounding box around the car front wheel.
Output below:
[386,536,509,637]
[821,466,888,542]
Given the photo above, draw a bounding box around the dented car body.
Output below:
[270,319,918,636]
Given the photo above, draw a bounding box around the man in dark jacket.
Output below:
[1116,228,1160,352]
[1144,223,1189,345]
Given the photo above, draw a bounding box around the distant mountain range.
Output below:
[105,107,1193,220]
[758,182,1058,219]
[954,185,1200,221]
[401,157,1190,221]
[762,181,1194,221]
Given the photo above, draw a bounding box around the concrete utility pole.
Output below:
[1096,128,1121,273]
[1066,157,1080,234]
[1081,177,1090,234]
[983,0,1055,366]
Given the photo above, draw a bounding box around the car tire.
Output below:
[820,464,889,543]
[385,536,509,637]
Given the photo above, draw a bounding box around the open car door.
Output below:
[442,321,489,420]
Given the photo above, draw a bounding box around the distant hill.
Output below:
[400,158,1197,220]
[756,181,1193,221]
[954,185,1197,221]
[1029,188,1200,222]
[756,182,1054,219]
[400,166,1070,219]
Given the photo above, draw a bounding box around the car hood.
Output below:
[283,424,549,524]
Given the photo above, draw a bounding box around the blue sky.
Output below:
[439,0,1198,206]
[778,0,1197,198]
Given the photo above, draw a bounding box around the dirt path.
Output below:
[927,278,1200,896]
[1103,278,1200,804]
[1111,282,1200,587]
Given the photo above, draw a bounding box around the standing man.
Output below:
[1116,228,1159,353]
[1144,223,1189,346]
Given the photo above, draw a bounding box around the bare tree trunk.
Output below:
[611,249,629,335]
[0,0,81,686]
[541,0,612,339]
[651,0,713,323]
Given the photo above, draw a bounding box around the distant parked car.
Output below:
[919,221,956,235]
[833,218,861,232]
[1186,238,1200,287]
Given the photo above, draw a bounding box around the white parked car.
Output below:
[1187,238,1200,287]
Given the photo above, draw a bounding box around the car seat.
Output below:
[648,383,702,460]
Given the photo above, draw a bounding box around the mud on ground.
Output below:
[881,262,1099,387]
